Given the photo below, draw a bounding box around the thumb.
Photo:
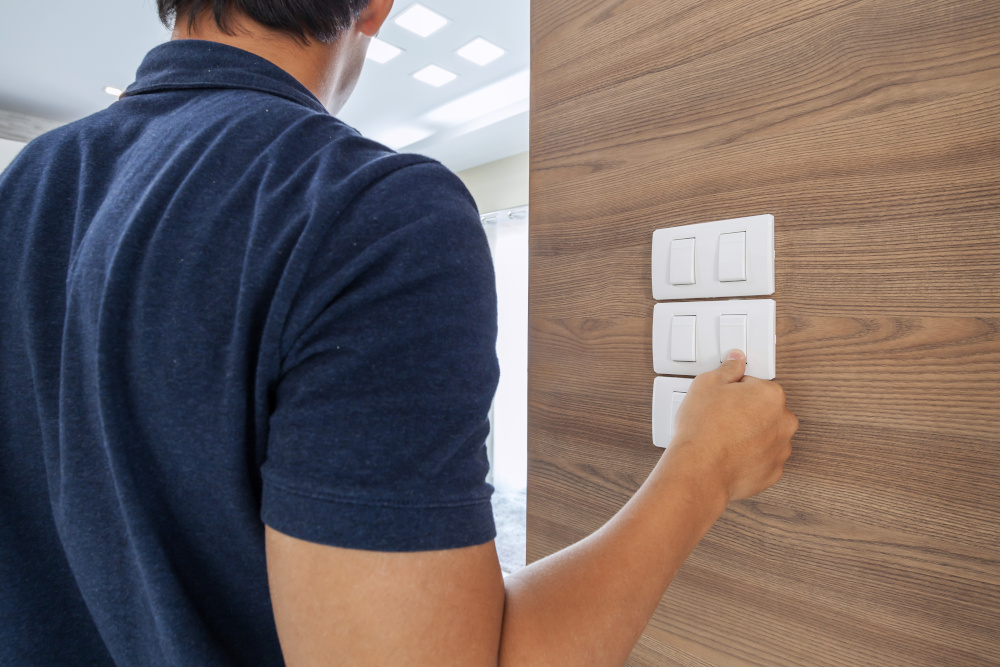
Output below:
[717,348,747,383]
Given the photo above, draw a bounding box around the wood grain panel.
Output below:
[529,0,1000,664]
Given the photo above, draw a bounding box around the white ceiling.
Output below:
[0,0,529,171]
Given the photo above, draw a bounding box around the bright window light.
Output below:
[373,127,433,150]
[104,86,123,97]
[456,37,505,66]
[413,65,457,87]
[366,37,402,64]
[394,3,448,37]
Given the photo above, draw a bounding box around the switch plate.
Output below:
[652,214,774,300]
[653,299,776,379]
[652,376,693,447]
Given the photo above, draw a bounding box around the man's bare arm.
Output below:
[266,352,798,665]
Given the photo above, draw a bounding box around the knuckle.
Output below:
[787,414,800,436]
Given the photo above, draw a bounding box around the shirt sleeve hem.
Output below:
[260,478,497,552]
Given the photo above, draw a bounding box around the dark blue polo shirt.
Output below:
[0,40,499,664]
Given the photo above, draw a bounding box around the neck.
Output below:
[171,11,366,114]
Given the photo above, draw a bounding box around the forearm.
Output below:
[267,355,795,666]
[498,443,728,667]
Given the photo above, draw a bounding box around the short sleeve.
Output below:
[260,161,500,552]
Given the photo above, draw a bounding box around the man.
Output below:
[0,0,798,663]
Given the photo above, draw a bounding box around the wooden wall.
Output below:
[528,0,1000,664]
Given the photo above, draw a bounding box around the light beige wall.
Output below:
[455,151,528,214]
[0,138,26,174]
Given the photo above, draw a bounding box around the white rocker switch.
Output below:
[718,232,747,282]
[669,237,696,285]
[719,314,748,362]
[670,315,697,362]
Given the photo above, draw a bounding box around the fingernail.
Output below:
[725,349,745,361]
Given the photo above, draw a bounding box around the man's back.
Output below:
[0,39,500,664]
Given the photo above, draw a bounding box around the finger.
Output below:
[715,348,747,384]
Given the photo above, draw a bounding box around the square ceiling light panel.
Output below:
[394,3,448,37]
[367,37,402,64]
[413,65,457,87]
[456,38,505,66]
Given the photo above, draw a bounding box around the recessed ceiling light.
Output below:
[413,65,457,87]
[456,38,505,66]
[367,37,402,64]
[394,3,448,38]
[104,86,123,97]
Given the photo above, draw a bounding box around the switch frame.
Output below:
[653,299,776,379]
[652,214,774,300]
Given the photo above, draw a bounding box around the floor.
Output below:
[491,488,526,574]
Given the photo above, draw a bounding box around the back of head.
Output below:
[157,0,372,43]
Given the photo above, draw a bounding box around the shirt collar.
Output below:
[121,39,329,114]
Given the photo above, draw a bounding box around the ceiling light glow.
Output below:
[425,69,529,126]
[104,86,123,97]
[394,3,448,37]
[456,38,505,66]
[374,127,433,150]
[367,37,403,64]
[413,65,457,87]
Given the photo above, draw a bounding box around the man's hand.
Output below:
[671,348,798,502]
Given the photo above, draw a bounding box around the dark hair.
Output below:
[157,0,371,43]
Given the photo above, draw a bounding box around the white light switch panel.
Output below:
[652,214,774,300]
[652,299,776,379]
[652,376,693,448]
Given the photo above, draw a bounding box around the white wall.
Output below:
[0,138,26,173]
[456,152,528,214]
[460,153,529,489]
[458,152,528,493]
[483,206,529,493]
